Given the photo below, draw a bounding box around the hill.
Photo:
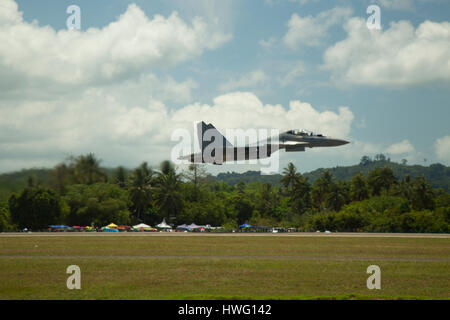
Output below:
[303,161,450,191]
[214,160,450,191]
[0,168,52,202]
[0,167,117,202]
[0,159,449,202]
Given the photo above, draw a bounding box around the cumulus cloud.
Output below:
[323,17,450,86]
[277,62,306,87]
[218,70,269,92]
[434,136,450,163]
[171,92,354,139]
[0,90,355,172]
[0,1,231,87]
[0,0,235,172]
[385,139,415,154]
[283,7,353,49]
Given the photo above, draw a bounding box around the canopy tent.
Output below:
[50,225,70,229]
[188,223,200,229]
[132,223,156,232]
[156,219,172,229]
[176,224,191,230]
[106,223,118,229]
[133,223,151,229]
[239,223,254,228]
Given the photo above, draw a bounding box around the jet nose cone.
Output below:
[335,139,350,146]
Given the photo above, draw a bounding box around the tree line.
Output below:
[0,154,449,233]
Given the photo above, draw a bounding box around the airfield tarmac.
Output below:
[1,232,449,238]
[0,232,449,299]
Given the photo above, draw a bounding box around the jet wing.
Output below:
[279,141,309,152]
[279,141,309,147]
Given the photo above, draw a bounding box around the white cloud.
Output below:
[172,92,354,139]
[0,0,235,172]
[323,18,450,86]
[0,1,231,86]
[434,136,450,163]
[377,0,415,10]
[385,139,415,154]
[259,37,277,49]
[277,62,306,87]
[171,0,237,31]
[219,70,269,92]
[0,91,355,172]
[283,7,353,49]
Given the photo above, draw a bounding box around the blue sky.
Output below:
[1,0,449,174]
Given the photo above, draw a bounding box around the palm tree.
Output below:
[350,172,369,201]
[311,170,334,210]
[113,166,127,188]
[153,161,183,223]
[290,177,311,214]
[280,163,301,194]
[128,162,154,220]
[367,167,397,196]
[183,164,207,202]
[73,153,107,185]
[50,162,75,194]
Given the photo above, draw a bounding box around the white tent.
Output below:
[156,219,172,229]
[132,223,152,229]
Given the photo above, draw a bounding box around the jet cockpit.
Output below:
[286,129,323,137]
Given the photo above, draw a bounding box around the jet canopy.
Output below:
[286,129,324,137]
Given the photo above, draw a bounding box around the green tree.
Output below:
[63,183,130,226]
[325,181,348,212]
[128,162,154,221]
[154,161,183,223]
[359,156,372,166]
[350,172,369,201]
[73,153,107,185]
[9,188,64,230]
[113,166,127,188]
[255,183,279,217]
[367,167,397,196]
[290,177,311,215]
[50,162,76,194]
[232,193,254,225]
[410,177,435,211]
[0,202,14,231]
[280,162,301,194]
[311,170,334,210]
[183,164,208,202]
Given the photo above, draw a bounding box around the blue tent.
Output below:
[239,223,253,228]
[50,225,70,229]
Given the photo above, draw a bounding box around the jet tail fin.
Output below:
[197,121,233,153]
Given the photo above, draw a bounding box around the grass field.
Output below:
[0,233,449,300]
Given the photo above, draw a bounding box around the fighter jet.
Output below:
[178,122,349,165]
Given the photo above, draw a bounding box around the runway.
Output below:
[1,232,449,238]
